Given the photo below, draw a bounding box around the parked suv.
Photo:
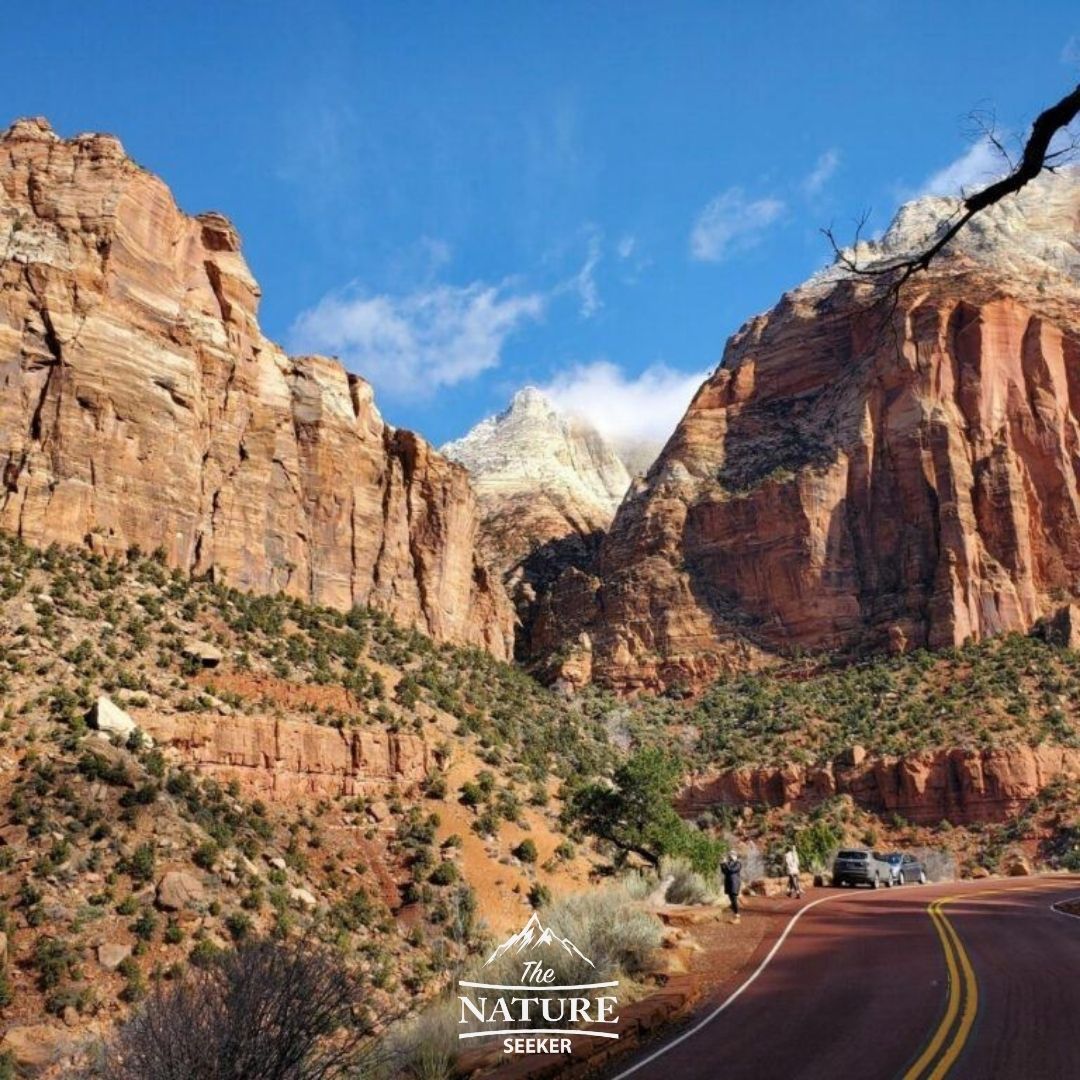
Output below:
[831,849,892,888]
[876,851,928,886]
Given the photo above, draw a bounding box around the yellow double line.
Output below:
[903,881,1069,1079]
[902,894,978,1080]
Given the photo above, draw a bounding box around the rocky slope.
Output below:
[443,387,631,655]
[541,168,1080,692]
[0,532,613,1071]
[0,117,512,658]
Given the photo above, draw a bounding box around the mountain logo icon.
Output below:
[484,912,595,968]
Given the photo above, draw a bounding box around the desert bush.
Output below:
[917,849,957,883]
[381,1006,458,1080]
[98,938,396,1080]
[512,839,538,864]
[619,870,654,901]
[661,856,715,905]
[484,883,661,988]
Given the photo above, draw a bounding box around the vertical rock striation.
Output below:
[0,118,513,657]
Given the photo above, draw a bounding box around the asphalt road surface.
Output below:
[612,875,1080,1080]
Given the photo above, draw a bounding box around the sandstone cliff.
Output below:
[0,118,513,657]
[544,169,1080,691]
[681,744,1080,827]
[139,711,429,801]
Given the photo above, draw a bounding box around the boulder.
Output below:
[156,870,205,911]
[0,1024,71,1074]
[0,824,29,847]
[289,886,318,908]
[1045,605,1080,650]
[97,942,132,970]
[366,800,391,824]
[748,877,785,898]
[182,640,224,668]
[87,695,137,741]
[1002,852,1033,877]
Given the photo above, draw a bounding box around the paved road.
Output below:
[612,876,1080,1080]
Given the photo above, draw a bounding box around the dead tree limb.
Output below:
[823,82,1080,293]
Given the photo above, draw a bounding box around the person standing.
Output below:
[784,845,802,899]
[721,850,743,922]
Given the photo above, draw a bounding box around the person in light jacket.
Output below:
[721,851,742,922]
[784,846,802,899]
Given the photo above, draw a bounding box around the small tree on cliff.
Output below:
[567,747,723,875]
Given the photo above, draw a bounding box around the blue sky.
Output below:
[4,2,1079,446]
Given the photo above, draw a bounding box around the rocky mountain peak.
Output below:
[443,387,630,522]
[813,166,1080,302]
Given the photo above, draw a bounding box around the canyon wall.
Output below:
[540,172,1080,691]
[0,118,513,657]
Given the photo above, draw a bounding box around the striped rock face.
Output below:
[540,169,1080,692]
[0,118,513,658]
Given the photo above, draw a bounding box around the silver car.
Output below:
[876,851,928,886]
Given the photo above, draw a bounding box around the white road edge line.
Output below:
[610,877,1075,1078]
[611,892,842,1079]
[1050,895,1080,921]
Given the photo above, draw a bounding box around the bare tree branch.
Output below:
[824,82,1080,294]
[93,937,408,1080]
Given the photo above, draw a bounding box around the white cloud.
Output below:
[802,148,840,196]
[540,360,708,448]
[1062,35,1080,67]
[289,282,544,398]
[568,231,603,317]
[689,188,785,262]
[917,136,1006,198]
[616,234,636,259]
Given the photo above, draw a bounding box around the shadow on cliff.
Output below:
[512,529,605,663]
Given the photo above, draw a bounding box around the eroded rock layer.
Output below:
[139,712,429,800]
[546,171,1080,691]
[680,744,1080,826]
[0,118,513,657]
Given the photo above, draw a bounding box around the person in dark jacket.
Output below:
[721,851,742,922]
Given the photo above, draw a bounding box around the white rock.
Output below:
[87,696,148,744]
[97,942,132,971]
[289,886,318,908]
[442,387,639,526]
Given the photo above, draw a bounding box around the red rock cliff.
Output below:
[138,711,429,801]
[680,744,1080,827]
[542,172,1080,691]
[0,118,513,657]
